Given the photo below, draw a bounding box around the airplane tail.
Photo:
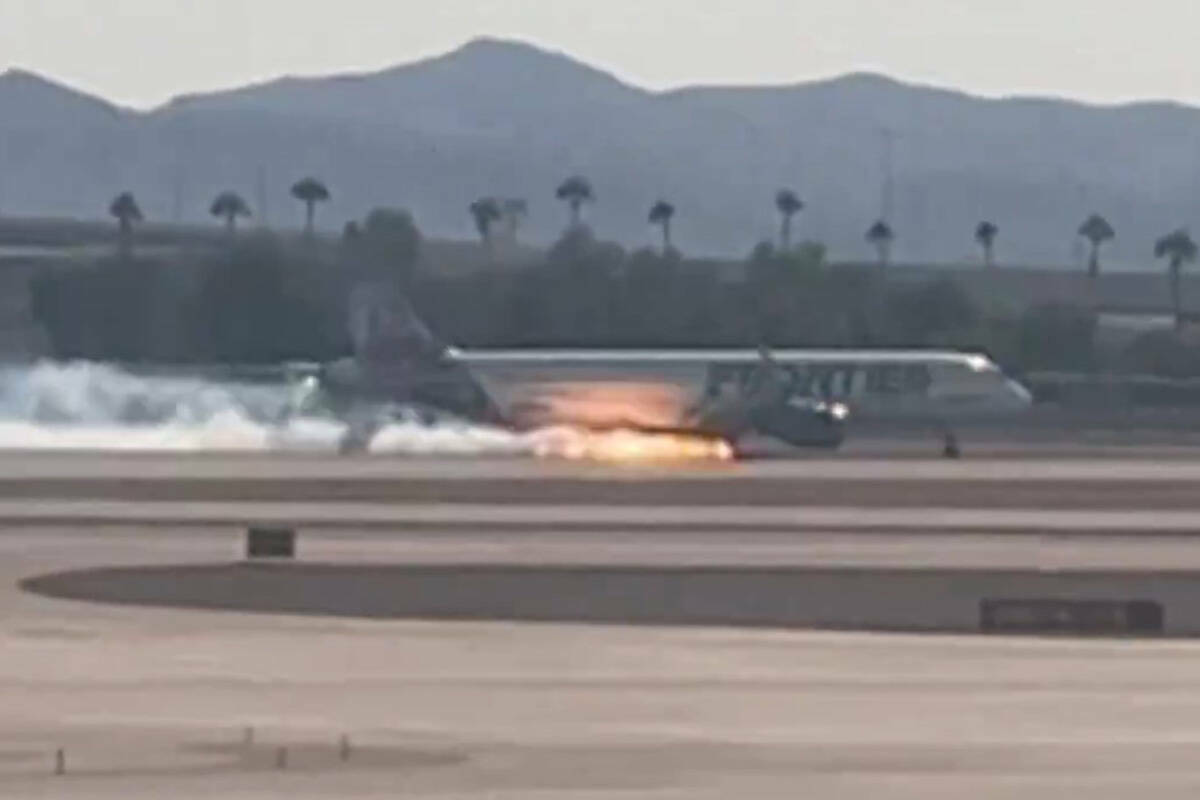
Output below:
[343,280,504,424]
[348,280,446,365]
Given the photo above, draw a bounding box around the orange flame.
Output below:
[530,427,735,463]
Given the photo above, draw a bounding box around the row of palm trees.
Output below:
[469,176,901,270]
[527,178,1197,292]
[1063,213,1198,323]
[469,178,838,257]
[107,171,1198,305]
[107,177,333,251]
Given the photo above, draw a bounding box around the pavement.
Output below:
[2,449,1200,796]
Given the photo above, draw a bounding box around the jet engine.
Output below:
[749,396,848,448]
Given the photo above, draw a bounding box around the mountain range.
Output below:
[2,37,1199,268]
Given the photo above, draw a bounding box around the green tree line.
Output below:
[28,206,1190,378]
[30,171,1200,377]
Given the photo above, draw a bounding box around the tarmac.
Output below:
[3,448,1200,796]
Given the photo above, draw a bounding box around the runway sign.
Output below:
[980,599,1163,634]
[246,527,296,560]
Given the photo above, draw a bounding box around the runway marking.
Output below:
[0,500,1197,533]
[5,454,1200,482]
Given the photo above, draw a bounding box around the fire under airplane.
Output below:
[288,281,1033,456]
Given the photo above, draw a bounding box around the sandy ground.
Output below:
[2,451,1200,795]
[10,536,1200,798]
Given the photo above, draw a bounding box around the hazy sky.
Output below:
[4,0,1200,109]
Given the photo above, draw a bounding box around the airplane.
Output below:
[289,280,1033,455]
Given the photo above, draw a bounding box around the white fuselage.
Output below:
[456,350,1033,430]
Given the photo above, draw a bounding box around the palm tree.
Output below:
[775,189,804,250]
[555,176,594,229]
[210,191,251,236]
[1155,229,1198,330]
[109,191,142,258]
[648,200,676,252]
[1078,214,1115,279]
[502,198,528,241]
[975,221,999,268]
[290,177,330,235]
[866,219,895,268]
[468,197,502,251]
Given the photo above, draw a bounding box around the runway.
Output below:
[4,449,1200,796]
[7,451,1200,510]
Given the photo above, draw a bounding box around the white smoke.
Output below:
[0,361,528,454]
[0,362,729,461]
